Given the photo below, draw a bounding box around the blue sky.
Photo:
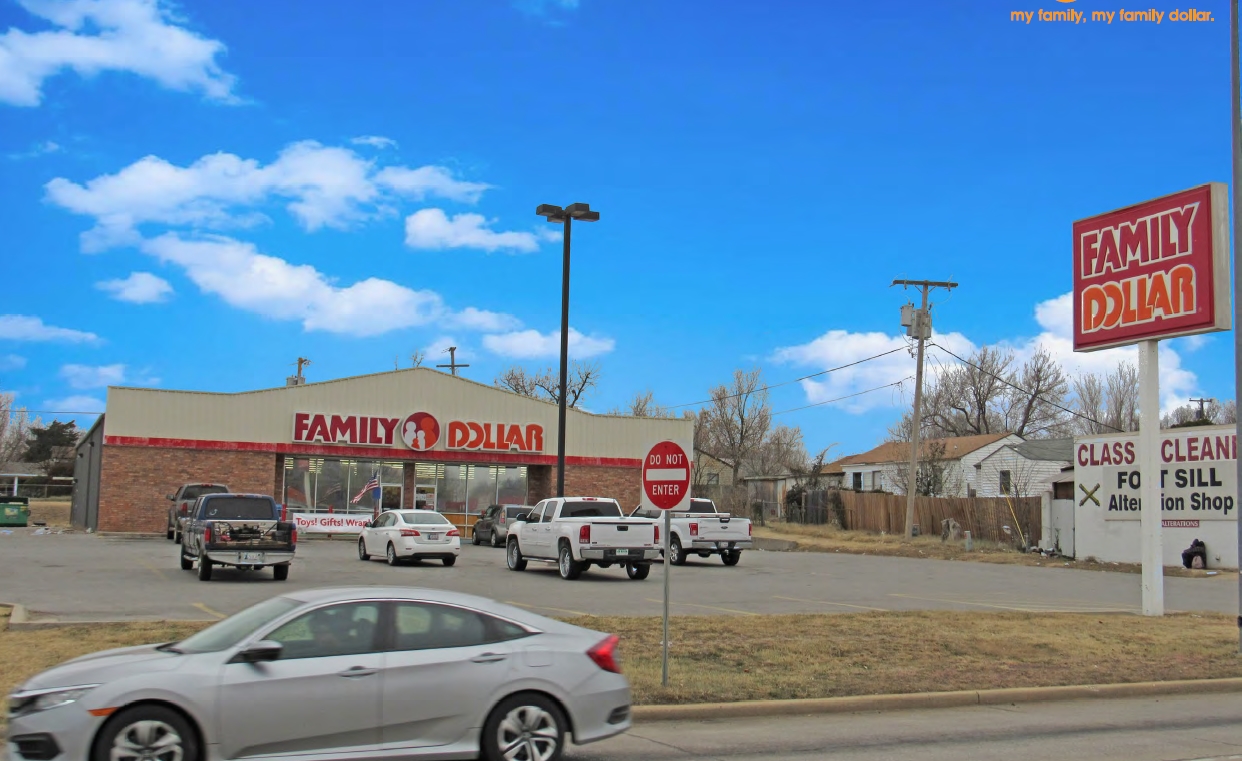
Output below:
[0,0,1234,458]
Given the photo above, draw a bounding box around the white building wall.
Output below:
[957,436,1024,495]
[976,449,1070,498]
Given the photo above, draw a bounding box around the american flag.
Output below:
[351,473,380,504]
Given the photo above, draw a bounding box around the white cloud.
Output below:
[404,209,542,253]
[0,314,99,343]
[43,394,104,413]
[60,363,125,389]
[351,135,397,150]
[482,328,615,359]
[447,307,522,332]
[95,271,173,303]
[7,139,60,160]
[0,354,27,371]
[139,233,520,338]
[45,141,494,250]
[0,0,237,107]
[773,291,1204,418]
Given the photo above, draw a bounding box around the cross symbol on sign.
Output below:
[1079,483,1101,507]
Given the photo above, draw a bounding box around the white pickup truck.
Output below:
[630,497,752,566]
[506,496,661,580]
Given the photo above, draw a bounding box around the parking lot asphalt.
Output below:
[0,528,1236,622]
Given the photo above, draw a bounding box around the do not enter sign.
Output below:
[643,441,691,510]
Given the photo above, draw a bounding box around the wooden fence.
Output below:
[835,490,1041,545]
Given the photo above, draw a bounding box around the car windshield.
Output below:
[398,512,451,525]
[183,485,228,500]
[689,501,717,513]
[174,596,302,653]
[504,507,526,519]
[560,501,623,519]
[202,497,275,520]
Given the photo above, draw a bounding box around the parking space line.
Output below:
[192,602,227,619]
[645,599,757,616]
[136,558,167,579]
[774,595,887,611]
[505,601,594,618]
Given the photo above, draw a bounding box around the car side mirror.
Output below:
[513,513,528,523]
[166,494,175,501]
[237,640,282,664]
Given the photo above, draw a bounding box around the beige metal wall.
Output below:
[103,368,692,461]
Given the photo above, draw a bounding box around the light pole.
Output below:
[536,202,600,497]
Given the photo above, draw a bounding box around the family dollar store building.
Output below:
[70,367,693,535]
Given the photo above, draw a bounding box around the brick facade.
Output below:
[97,445,279,533]
[565,465,642,509]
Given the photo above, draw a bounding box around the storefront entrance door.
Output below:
[414,485,436,511]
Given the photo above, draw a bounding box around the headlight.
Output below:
[8,685,99,717]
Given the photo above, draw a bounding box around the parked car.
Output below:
[630,497,752,566]
[165,483,230,543]
[6,587,632,761]
[180,493,295,581]
[506,497,660,580]
[472,504,527,548]
[358,509,461,566]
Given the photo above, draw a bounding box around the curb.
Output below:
[629,677,1242,722]
[3,603,64,631]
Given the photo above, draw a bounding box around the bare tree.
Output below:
[697,368,772,498]
[1071,373,1109,434]
[493,361,601,408]
[612,390,674,418]
[0,392,31,463]
[1003,346,1070,437]
[749,424,806,478]
[1163,398,1236,428]
[411,350,425,368]
[916,346,1013,437]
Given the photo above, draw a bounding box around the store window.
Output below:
[283,458,404,514]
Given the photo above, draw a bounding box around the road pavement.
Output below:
[569,693,1242,760]
[0,528,1235,621]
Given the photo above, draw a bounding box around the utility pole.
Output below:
[436,347,469,376]
[287,357,311,386]
[892,279,958,539]
[1190,397,1214,421]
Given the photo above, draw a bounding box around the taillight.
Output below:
[447,529,460,537]
[654,525,659,545]
[587,634,622,673]
[579,525,591,544]
[203,526,212,543]
[748,523,752,536]
[400,529,421,537]
[689,522,698,537]
[291,527,298,547]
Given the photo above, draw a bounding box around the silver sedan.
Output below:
[7,587,631,761]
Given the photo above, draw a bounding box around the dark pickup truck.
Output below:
[179,493,296,581]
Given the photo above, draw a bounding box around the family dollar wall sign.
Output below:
[1073,183,1230,352]
[643,441,691,510]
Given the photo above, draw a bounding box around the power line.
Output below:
[773,378,911,416]
[927,342,1124,433]
[667,346,907,410]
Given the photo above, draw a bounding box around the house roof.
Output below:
[0,462,42,477]
[843,432,1016,466]
[1009,438,1075,462]
[820,456,858,476]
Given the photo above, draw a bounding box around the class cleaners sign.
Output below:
[1072,183,1230,352]
[1075,427,1237,524]
[292,411,545,454]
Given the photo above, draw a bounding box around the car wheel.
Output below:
[558,544,583,580]
[491,530,502,548]
[387,543,399,566]
[92,704,198,761]
[273,563,289,581]
[358,538,370,561]
[174,530,181,545]
[166,524,173,541]
[197,552,212,581]
[626,562,651,580]
[506,538,527,572]
[481,692,567,761]
[179,549,193,571]
[472,527,482,546]
[670,537,687,566]
[722,550,742,566]
[442,555,457,567]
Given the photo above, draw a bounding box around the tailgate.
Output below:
[588,520,656,547]
[693,517,748,541]
[207,520,293,550]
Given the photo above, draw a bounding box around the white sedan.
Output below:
[358,510,461,566]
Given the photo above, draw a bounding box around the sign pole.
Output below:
[662,508,671,687]
[1138,339,1164,616]
[1230,0,1242,653]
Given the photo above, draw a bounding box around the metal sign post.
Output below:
[1138,340,1164,615]
[642,440,691,689]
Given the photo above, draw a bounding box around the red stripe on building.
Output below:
[102,435,644,469]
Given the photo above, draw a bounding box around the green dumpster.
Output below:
[0,496,30,527]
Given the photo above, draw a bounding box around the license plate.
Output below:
[615,549,629,556]
[239,552,264,563]
[428,533,440,541]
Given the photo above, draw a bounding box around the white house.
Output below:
[975,438,1074,498]
[839,432,1024,497]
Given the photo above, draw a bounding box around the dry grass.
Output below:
[4,609,1240,731]
[755,524,1231,579]
[26,500,71,528]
